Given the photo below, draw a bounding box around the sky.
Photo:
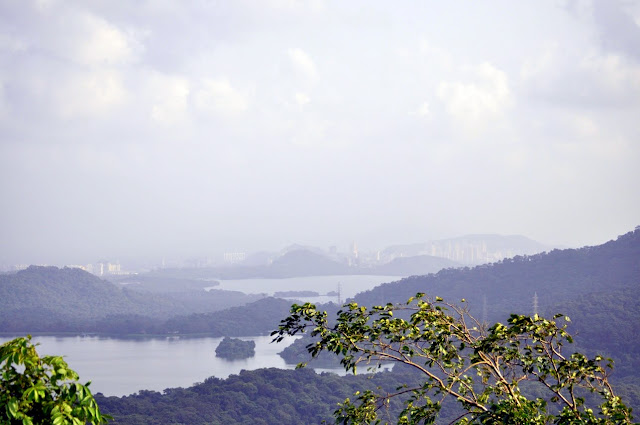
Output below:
[1,0,639,265]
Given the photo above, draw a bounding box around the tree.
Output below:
[0,335,110,425]
[215,337,256,360]
[272,294,634,424]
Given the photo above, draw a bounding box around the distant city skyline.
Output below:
[0,228,607,272]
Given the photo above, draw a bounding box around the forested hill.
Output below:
[353,227,640,323]
[350,228,640,408]
[0,266,260,332]
[96,368,429,425]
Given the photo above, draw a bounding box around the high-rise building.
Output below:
[223,252,246,264]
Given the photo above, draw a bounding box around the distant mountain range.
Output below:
[239,234,554,268]
[144,248,459,280]
[144,232,551,280]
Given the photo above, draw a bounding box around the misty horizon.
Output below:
[0,229,611,271]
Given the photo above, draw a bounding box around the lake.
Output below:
[207,274,402,303]
[2,275,404,397]
[1,335,307,397]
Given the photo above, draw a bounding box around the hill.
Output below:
[137,247,458,280]
[354,227,640,322]
[142,249,351,280]
[371,254,458,276]
[0,266,261,333]
[96,367,428,424]
[266,249,350,276]
[351,227,640,410]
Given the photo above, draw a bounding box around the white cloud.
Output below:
[193,78,248,116]
[437,62,511,135]
[288,47,318,82]
[579,52,640,101]
[417,38,453,70]
[73,13,138,66]
[411,101,430,117]
[521,43,640,107]
[290,116,328,146]
[266,0,324,10]
[149,73,190,125]
[520,42,559,81]
[33,8,141,68]
[55,69,127,119]
[571,114,599,138]
[294,92,311,106]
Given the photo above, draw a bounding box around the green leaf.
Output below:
[7,399,19,417]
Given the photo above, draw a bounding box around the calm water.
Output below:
[2,335,307,397]
[2,275,403,397]
[207,275,402,303]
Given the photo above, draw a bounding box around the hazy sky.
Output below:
[1,0,639,265]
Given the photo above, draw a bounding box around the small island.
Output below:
[278,335,342,368]
[215,337,256,360]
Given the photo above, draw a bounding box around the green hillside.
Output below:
[0,266,260,333]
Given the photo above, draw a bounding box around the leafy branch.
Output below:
[272,293,634,424]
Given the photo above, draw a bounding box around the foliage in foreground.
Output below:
[0,335,110,425]
[272,294,634,424]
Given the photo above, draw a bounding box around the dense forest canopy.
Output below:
[273,295,634,424]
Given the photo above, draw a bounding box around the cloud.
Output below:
[193,78,249,116]
[521,43,640,107]
[437,62,511,135]
[1,1,639,262]
[288,47,318,82]
[0,33,27,53]
[411,101,430,117]
[72,12,139,67]
[265,0,325,12]
[592,0,640,60]
[22,5,141,68]
[0,81,7,119]
[579,52,640,102]
[55,69,127,119]
[571,114,599,138]
[289,116,328,146]
[0,4,140,122]
[148,73,190,125]
[294,92,310,106]
[417,38,453,70]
